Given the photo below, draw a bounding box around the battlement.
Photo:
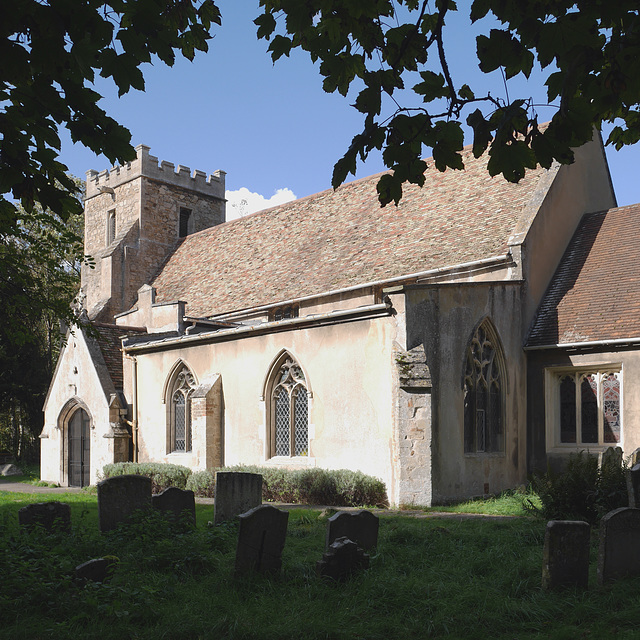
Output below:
[85,144,226,200]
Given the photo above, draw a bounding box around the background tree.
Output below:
[0,185,84,460]
[255,0,640,205]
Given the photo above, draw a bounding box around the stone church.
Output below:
[41,135,638,506]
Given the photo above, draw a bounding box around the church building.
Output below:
[41,135,638,506]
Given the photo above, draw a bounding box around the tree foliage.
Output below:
[0,0,221,234]
[255,0,640,204]
[0,188,84,460]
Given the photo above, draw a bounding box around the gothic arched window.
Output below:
[270,355,309,457]
[169,366,195,452]
[463,321,505,454]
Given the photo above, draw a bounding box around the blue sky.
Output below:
[58,3,640,216]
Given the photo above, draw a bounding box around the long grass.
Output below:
[1,490,639,639]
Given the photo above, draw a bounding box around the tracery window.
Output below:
[556,370,621,447]
[463,321,505,454]
[169,366,195,452]
[270,356,309,457]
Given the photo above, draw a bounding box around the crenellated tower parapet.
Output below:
[86,144,226,201]
[82,145,226,323]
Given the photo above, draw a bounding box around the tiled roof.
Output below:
[92,323,146,390]
[527,204,640,347]
[152,147,550,318]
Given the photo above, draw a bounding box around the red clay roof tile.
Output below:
[528,204,640,347]
[151,147,549,317]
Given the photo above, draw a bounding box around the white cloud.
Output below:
[225,187,296,220]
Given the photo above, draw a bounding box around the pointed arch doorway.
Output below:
[68,408,91,487]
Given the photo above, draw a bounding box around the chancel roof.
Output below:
[151,147,550,318]
[527,204,640,348]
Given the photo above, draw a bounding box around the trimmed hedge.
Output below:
[186,465,388,507]
[101,462,192,493]
[103,462,388,507]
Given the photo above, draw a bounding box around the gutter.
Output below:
[524,337,640,351]
[123,301,393,354]
[206,253,512,321]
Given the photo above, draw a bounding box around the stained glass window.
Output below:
[556,370,621,447]
[463,321,504,454]
[271,355,309,457]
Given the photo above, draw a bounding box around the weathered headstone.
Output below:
[235,504,289,575]
[1,463,22,476]
[97,474,152,532]
[317,536,370,581]
[75,557,119,583]
[627,464,640,508]
[152,486,196,525]
[541,520,590,589]
[326,510,379,550]
[18,501,71,533]
[214,471,262,525]
[598,507,640,584]
[601,446,623,472]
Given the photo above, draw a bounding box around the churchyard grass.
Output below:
[1,491,640,639]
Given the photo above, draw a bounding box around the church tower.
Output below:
[81,144,226,321]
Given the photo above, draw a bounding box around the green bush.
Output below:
[102,462,192,493]
[184,465,387,507]
[532,451,628,524]
[185,470,216,498]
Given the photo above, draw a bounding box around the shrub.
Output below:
[102,462,192,493]
[184,465,387,507]
[532,451,628,524]
[185,470,216,498]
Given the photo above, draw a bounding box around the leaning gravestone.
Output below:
[97,474,152,532]
[214,471,262,525]
[152,487,196,526]
[627,464,640,508]
[326,510,379,550]
[598,507,640,584]
[317,536,370,581]
[541,520,590,589]
[18,501,71,533]
[235,504,289,575]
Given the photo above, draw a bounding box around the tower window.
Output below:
[179,208,192,238]
[107,210,116,245]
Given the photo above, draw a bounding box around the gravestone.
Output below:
[326,510,379,550]
[152,487,196,525]
[601,446,623,472]
[317,536,370,581]
[598,507,640,584]
[214,471,262,525]
[541,520,590,589]
[235,504,289,575]
[18,501,71,533]
[97,474,152,532]
[1,463,22,476]
[75,557,119,583]
[627,464,640,508]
